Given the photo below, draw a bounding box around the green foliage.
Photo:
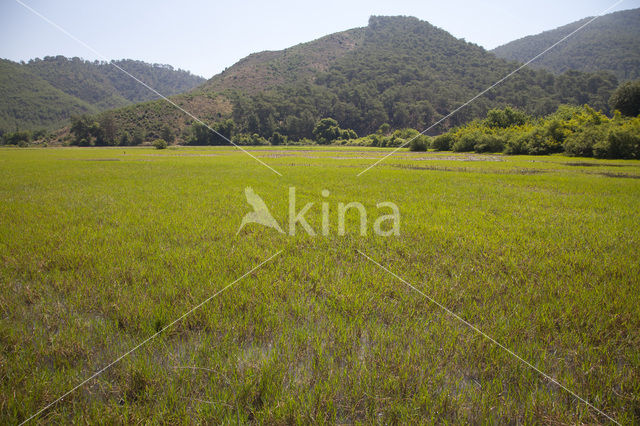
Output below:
[269,131,287,145]
[594,123,640,159]
[70,115,97,146]
[609,78,640,117]
[485,107,529,128]
[312,118,356,144]
[153,139,168,149]
[473,133,508,153]
[160,125,175,143]
[119,133,131,146]
[431,133,455,151]
[563,126,608,157]
[132,128,146,145]
[430,105,640,158]
[408,137,427,151]
[187,119,235,146]
[2,130,31,146]
[234,133,269,146]
[452,131,480,152]
[313,118,340,144]
[0,59,97,131]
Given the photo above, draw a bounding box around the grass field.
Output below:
[1,146,639,424]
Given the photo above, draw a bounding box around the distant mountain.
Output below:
[0,56,205,131]
[492,8,640,81]
[0,59,97,131]
[101,15,618,143]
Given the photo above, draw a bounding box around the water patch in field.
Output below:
[564,162,625,167]
[595,172,640,179]
[64,158,122,161]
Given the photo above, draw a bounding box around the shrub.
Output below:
[473,133,506,153]
[517,128,562,155]
[153,139,167,149]
[485,107,529,128]
[270,131,286,145]
[312,118,357,144]
[409,137,427,151]
[3,131,31,146]
[452,131,479,152]
[563,126,608,157]
[432,133,454,151]
[340,128,358,140]
[504,134,530,155]
[609,79,640,117]
[594,127,640,159]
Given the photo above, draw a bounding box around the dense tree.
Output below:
[132,128,145,145]
[609,79,640,117]
[187,119,235,145]
[485,107,529,128]
[98,114,117,145]
[270,131,286,145]
[312,118,356,144]
[160,124,175,143]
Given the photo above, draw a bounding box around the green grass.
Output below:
[1,146,639,424]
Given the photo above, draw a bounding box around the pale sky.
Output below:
[1,0,638,78]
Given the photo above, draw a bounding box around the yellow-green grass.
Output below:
[1,146,639,424]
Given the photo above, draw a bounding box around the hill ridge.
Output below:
[491,8,640,81]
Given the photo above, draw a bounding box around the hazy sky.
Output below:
[1,0,638,78]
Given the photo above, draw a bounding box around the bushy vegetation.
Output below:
[312,118,357,144]
[429,105,640,159]
[69,114,119,146]
[609,78,640,117]
[153,139,167,149]
[186,119,235,146]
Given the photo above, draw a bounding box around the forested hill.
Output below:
[0,59,97,131]
[0,56,204,130]
[491,8,640,81]
[231,15,617,138]
[95,15,619,144]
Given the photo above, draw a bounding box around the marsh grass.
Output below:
[1,147,639,423]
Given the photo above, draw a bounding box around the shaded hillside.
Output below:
[492,8,640,81]
[0,57,205,131]
[81,16,619,143]
[0,59,97,131]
